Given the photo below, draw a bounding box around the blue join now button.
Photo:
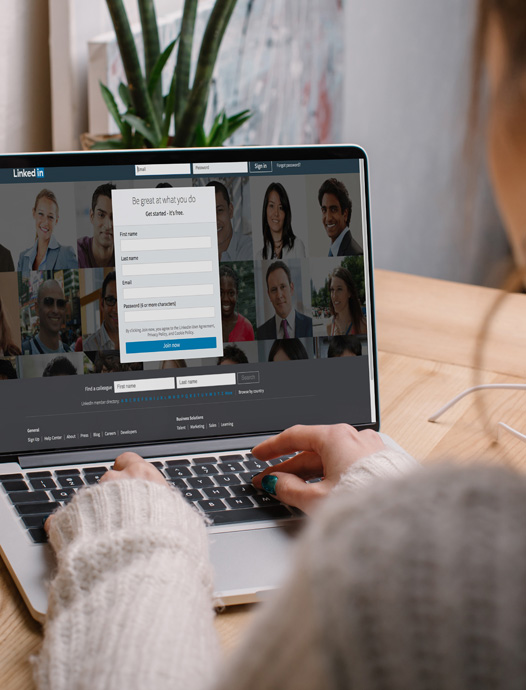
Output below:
[126,337,217,354]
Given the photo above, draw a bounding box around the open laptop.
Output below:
[0,144,384,622]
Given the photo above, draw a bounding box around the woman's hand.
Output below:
[45,453,168,532]
[251,424,386,514]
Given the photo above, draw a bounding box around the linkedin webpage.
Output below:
[0,152,376,456]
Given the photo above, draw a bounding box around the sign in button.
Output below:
[249,161,273,173]
[126,337,217,354]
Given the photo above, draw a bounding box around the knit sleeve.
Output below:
[336,446,420,493]
[33,480,219,690]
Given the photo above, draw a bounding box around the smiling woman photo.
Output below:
[326,266,366,336]
[220,264,255,342]
[261,182,306,260]
[17,189,77,273]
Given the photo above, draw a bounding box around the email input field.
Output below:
[124,307,215,322]
[120,237,211,251]
[122,260,212,276]
[123,284,213,299]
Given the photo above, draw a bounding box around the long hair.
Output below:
[261,183,296,259]
[0,297,21,355]
[328,267,366,335]
[33,189,59,241]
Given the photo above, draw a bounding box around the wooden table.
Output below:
[2,270,526,688]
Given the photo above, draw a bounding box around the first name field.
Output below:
[112,186,223,365]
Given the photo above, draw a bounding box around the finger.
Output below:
[99,469,120,484]
[252,424,341,461]
[44,514,53,533]
[252,451,323,489]
[113,452,147,471]
[261,471,332,514]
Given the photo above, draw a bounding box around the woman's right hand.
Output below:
[251,424,386,514]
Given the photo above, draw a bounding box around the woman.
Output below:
[268,338,309,362]
[35,3,526,688]
[219,265,255,342]
[17,189,77,273]
[261,182,306,259]
[0,297,21,356]
[326,266,366,336]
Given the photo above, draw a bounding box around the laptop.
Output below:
[0,144,385,622]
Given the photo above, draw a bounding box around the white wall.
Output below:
[0,0,52,152]
[343,0,509,285]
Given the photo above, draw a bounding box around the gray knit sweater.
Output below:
[33,448,422,690]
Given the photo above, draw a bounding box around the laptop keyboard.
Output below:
[1,452,297,544]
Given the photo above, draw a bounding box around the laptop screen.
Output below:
[0,146,378,459]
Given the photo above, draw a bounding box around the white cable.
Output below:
[497,422,526,443]
[427,384,526,422]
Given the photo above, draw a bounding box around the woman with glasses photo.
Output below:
[35,3,526,689]
[17,189,77,274]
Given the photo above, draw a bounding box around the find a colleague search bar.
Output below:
[135,163,191,176]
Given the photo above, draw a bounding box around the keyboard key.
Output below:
[28,528,47,543]
[84,472,107,485]
[238,472,257,484]
[215,474,241,487]
[57,475,84,488]
[182,489,202,502]
[27,471,52,478]
[209,506,291,525]
[226,496,254,509]
[219,454,244,462]
[167,478,187,490]
[253,494,281,507]
[9,490,49,505]
[56,469,80,475]
[198,499,226,512]
[51,488,76,502]
[193,464,219,476]
[16,502,60,516]
[0,473,23,483]
[2,480,29,492]
[243,459,269,472]
[165,459,190,467]
[83,466,109,474]
[30,477,57,490]
[196,456,217,464]
[165,466,192,478]
[230,484,257,497]
[203,487,230,499]
[219,461,243,473]
[21,515,49,528]
[188,476,214,489]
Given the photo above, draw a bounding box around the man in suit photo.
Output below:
[318,178,362,256]
[257,260,313,340]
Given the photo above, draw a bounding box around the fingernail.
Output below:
[262,474,278,495]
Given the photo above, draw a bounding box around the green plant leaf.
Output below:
[147,37,178,98]
[122,113,160,146]
[118,82,133,110]
[99,81,129,138]
[225,109,252,138]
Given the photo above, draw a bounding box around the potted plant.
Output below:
[88,0,250,149]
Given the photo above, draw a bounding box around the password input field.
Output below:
[120,237,211,251]
[123,284,213,299]
[114,377,175,393]
[122,260,212,276]
[124,306,215,322]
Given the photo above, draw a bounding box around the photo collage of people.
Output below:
[0,171,368,381]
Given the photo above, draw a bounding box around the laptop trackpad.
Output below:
[209,525,299,604]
